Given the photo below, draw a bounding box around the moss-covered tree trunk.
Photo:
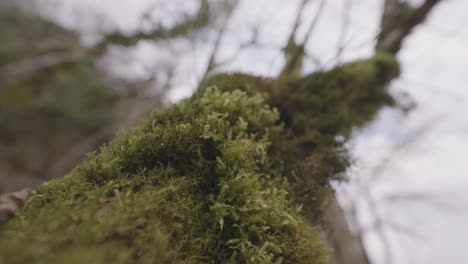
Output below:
[0,1,442,263]
[0,52,398,264]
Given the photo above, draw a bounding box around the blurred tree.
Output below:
[0,5,116,192]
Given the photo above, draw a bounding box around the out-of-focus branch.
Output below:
[377,0,445,53]
[94,0,210,53]
[213,25,260,67]
[322,0,355,69]
[366,116,441,184]
[360,180,394,264]
[278,0,309,79]
[335,0,352,64]
[279,0,326,79]
[301,0,326,49]
[346,116,445,264]
[198,1,239,84]
[0,52,85,86]
[290,0,311,40]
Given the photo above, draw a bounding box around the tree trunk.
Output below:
[323,198,370,264]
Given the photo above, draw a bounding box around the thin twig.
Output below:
[335,0,352,64]
[301,0,326,48]
[198,1,239,85]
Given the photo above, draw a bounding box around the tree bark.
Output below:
[0,188,32,225]
[323,198,370,264]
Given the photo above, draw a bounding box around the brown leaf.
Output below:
[0,188,32,225]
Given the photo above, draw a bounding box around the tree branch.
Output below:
[198,1,239,85]
[94,0,210,53]
[377,0,445,53]
[0,52,85,86]
[279,0,326,79]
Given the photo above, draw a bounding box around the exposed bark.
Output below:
[377,0,444,53]
[323,198,370,264]
[0,188,32,225]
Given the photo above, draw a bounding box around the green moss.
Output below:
[279,52,399,137]
[0,46,399,262]
[0,87,329,264]
[268,53,399,213]
[279,36,304,80]
[196,53,399,220]
[196,73,266,98]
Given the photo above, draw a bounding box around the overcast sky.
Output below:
[35,0,468,263]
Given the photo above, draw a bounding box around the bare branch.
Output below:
[364,219,423,239]
[95,0,210,53]
[335,0,353,64]
[322,0,354,69]
[279,0,326,78]
[289,0,312,41]
[377,0,445,53]
[384,191,465,211]
[0,52,84,85]
[366,116,443,184]
[385,221,422,238]
[360,183,394,264]
[212,24,283,70]
[301,0,326,48]
[198,1,239,84]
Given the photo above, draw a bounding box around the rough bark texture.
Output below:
[377,0,444,53]
[323,198,370,264]
[0,188,32,225]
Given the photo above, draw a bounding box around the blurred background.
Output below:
[1,0,467,263]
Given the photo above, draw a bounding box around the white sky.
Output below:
[35,0,468,263]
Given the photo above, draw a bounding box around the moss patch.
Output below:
[0,87,329,264]
[197,53,399,220]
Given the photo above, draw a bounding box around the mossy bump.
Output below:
[0,87,329,264]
